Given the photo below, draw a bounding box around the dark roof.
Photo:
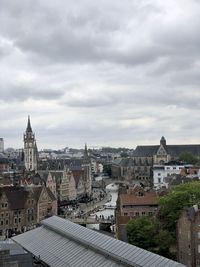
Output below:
[166,145,200,157]
[38,159,83,171]
[134,144,200,157]
[26,116,32,132]
[0,186,29,210]
[133,145,159,157]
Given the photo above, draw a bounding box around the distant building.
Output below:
[153,162,184,188]
[116,186,158,242]
[177,205,200,267]
[0,138,4,153]
[132,136,200,183]
[24,116,38,171]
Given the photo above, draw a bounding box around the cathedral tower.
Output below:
[24,116,38,171]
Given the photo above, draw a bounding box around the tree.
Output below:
[120,152,128,158]
[178,152,198,164]
[154,230,175,258]
[159,181,200,234]
[126,217,175,258]
[126,217,157,250]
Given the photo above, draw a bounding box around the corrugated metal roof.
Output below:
[12,216,185,267]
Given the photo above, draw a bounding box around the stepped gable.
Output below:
[46,187,57,201]
[71,169,84,188]
[47,171,63,185]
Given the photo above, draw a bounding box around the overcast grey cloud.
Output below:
[0,0,200,149]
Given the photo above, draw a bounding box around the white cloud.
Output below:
[0,0,200,149]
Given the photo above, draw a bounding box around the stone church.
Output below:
[132,136,200,182]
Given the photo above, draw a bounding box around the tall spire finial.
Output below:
[84,143,88,159]
[26,115,32,132]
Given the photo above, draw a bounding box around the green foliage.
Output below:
[126,217,157,250]
[178,152,198,164]
[154,230,175,258]
[159,181,200,234]
[126,217,175,257]
[120,152,128,158]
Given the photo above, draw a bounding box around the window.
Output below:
[158,173,161,176]
[142,212,146,215]
[6,220,8,225]
[136,212,139,216]
[14,218,17,224]
[158,178,161,183]
[124,213,128,216]
[1,221,3,226]
[18,218,21,223]
[149,212,153,216]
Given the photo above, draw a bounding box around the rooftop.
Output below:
[120,192,158,206]
[12,215,185,267]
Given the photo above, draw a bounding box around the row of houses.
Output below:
[0,185,57,238]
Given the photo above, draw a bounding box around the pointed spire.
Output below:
[84,143,88,159]
[26,115,32,132]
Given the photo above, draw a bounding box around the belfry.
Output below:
[23,116,38,171]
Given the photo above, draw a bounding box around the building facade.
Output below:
[116,186,158,242]
[0,185,57,238]
[177,205,200,267]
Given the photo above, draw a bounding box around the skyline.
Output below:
[1,1,200,149]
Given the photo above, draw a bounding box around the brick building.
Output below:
[116,186,158,242]
[0,185,57,238]
[177,205,200,267]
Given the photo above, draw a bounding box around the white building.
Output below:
[153,164,184,188]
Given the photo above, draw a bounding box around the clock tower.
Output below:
[24,116,38,171]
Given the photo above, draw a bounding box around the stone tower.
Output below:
[24,116,38,171]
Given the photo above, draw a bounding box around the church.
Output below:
[131,136,200,182]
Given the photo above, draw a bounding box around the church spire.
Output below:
[26,115,32,132]
[84,143,88,159]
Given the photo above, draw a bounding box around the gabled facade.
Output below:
[0,185,57,238]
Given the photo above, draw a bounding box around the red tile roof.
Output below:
[120,192,158,206]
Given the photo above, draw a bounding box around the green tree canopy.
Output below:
[178,152,198,164]
[126,217,157,250]
[159,181,200,234]
[126,217,174,257]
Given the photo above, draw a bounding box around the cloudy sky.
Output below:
[0,0,200,149]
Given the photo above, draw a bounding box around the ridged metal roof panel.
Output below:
[12,216,186,267]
